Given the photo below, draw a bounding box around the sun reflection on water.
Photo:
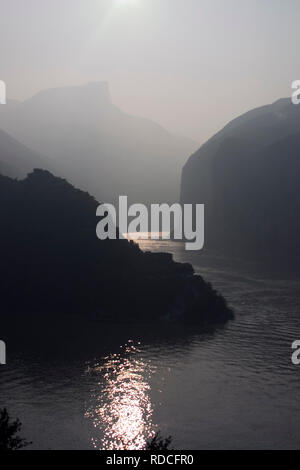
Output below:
[85,342,156,450]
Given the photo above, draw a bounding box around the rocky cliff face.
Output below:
[180,99,300,270]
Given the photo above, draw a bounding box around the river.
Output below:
[1,240,300,449]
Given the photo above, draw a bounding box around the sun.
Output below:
[119,0,139,5]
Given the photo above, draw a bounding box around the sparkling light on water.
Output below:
[85,342,156,450]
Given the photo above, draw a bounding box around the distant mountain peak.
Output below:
[0,82,197,205]
[24,81,112,108]
[85,80,110,92]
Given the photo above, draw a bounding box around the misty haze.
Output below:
[1,0,300,455]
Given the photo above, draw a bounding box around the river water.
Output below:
[1,240,300,450]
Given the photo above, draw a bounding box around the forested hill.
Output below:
[0,169,232,326]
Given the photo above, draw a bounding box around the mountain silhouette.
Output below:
[0,168,232,327]
[0,82,197,206]
[181,98,300,270]
[0,128,51,178]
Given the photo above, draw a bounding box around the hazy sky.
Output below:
[0,0,299,143]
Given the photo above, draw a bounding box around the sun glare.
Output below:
[119,0,139,5]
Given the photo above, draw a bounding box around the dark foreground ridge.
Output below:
[0,169,233,328]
